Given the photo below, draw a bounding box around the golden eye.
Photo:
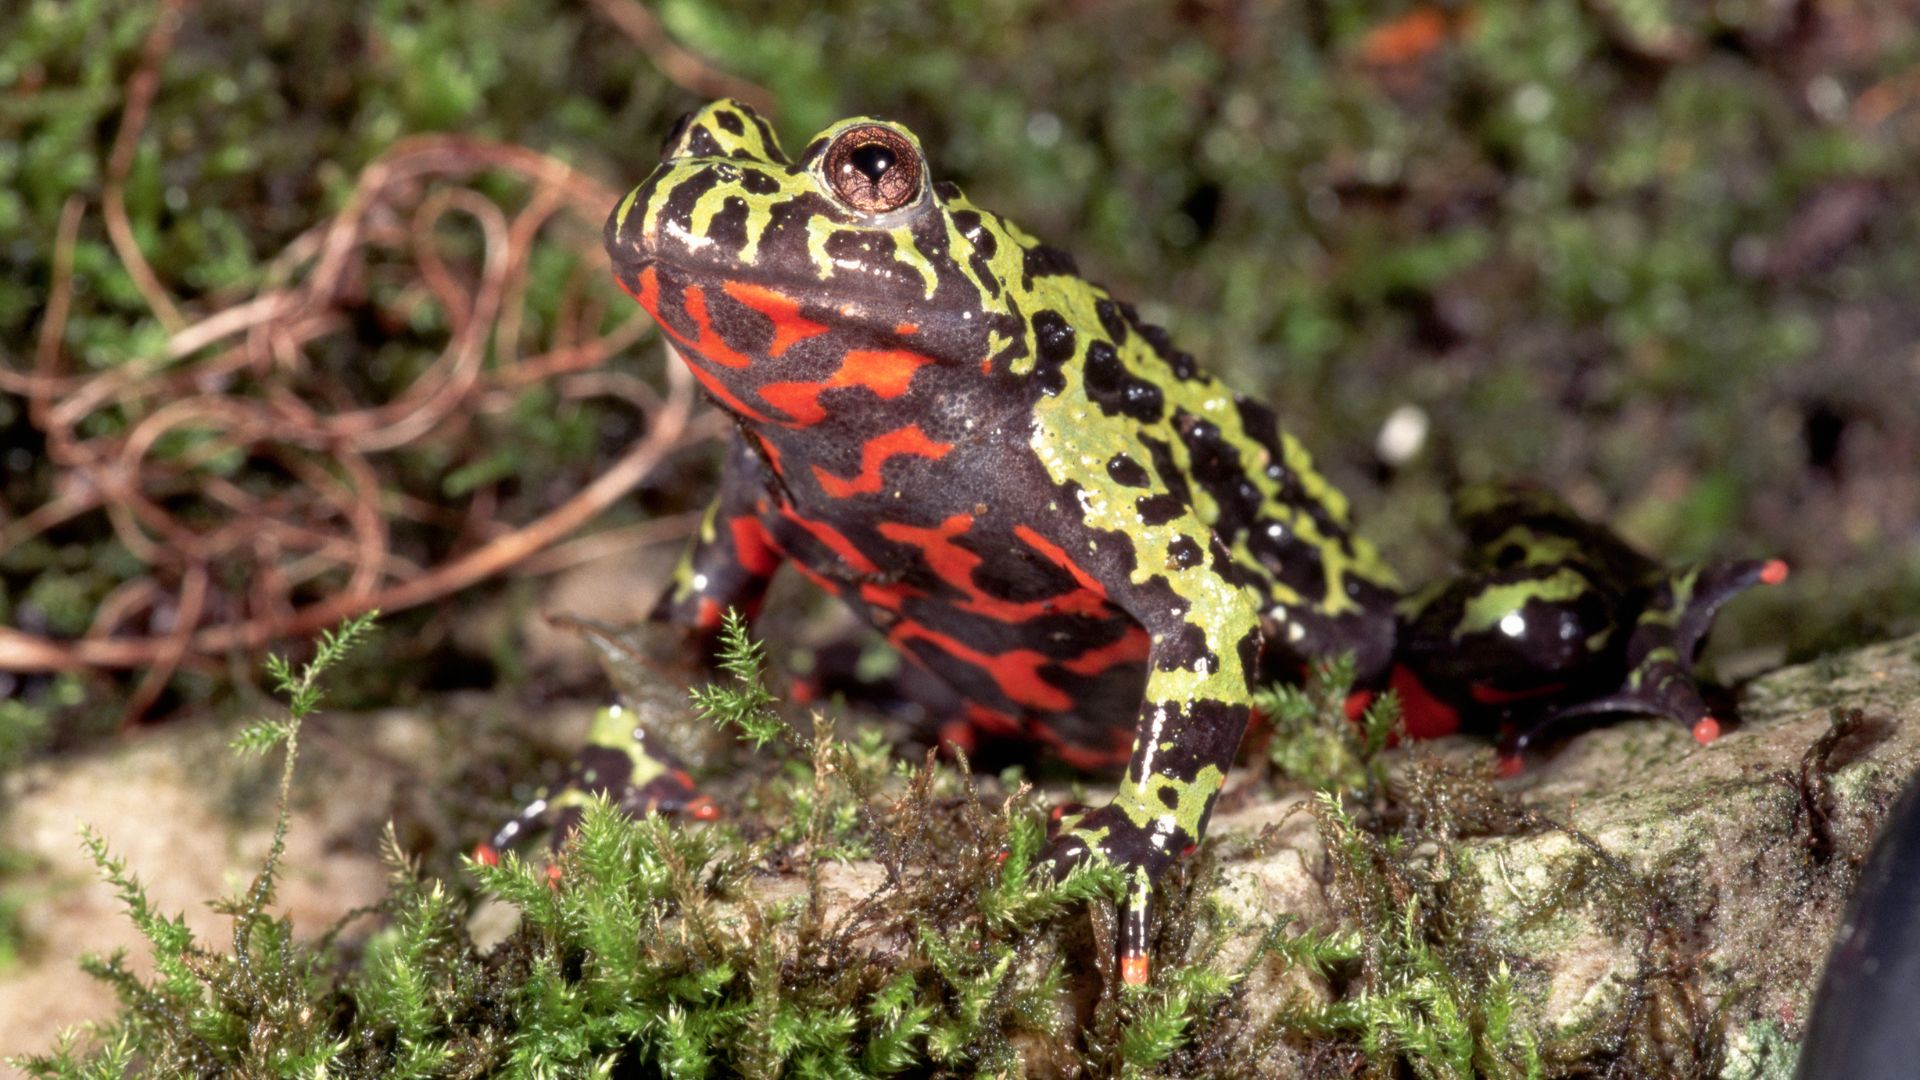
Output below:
[824,124,923,214]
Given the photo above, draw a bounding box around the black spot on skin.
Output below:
[656,165,725,241]
[1136,493,1186,527]
[1236,627,1263,691]
[1133,317,1174,360]
[953,210,1000,296]
[799,137,829,164]
[1276,542,1328,605]
[1209,543,1268,593]
[1157,623,1217,674]
[1084,341,1166,423]
[954,211,996,260]
[740,170,780,195]
[822,229,910,284]
[686,125,725,158]
[1138,435,1195,509]
[716,110,745,135]
[1116,309,1201,381]
[1167,536,1204,570]
[706,195,750,257]
[933,181,961,200]
[1107,453,1151,488]
[1234,395,1281,455]
[1178,415,1248,496]
[1095,299,1129,344]
[1159,786,1181,809]
[1022,243,1078,285]
[1031,310,1075,396]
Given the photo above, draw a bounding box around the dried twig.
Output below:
[0,137,714,685]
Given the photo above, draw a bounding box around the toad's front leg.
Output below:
[1044,518,1262,986]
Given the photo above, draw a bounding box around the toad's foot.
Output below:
[1042,803,1195,987]
[1503,557,1788,761]
[477,704,718,862]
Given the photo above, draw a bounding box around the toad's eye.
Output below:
[824,125,923,214]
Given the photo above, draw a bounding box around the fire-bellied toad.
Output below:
[510,100,1784,985]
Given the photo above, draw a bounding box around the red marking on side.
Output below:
[791,677,818,704]
[618,268,782,424]
[682,361,781,425]
[785,559,844,597]
[681,285,755,368]
[1035,722,1133,770]
[894,322,918,335]
[760,347,935,426]
[813,425,951,498]
[686,795,721,821]
[876,514,1112,622]
[721,280,828,357]
[694,597,723,631]
[858,582,908,611]
[778,510,880,574]
[937,718,978,756]
[1760,559,1790,586]
[1012,526,1110,599]
[1497,754,1524,778]
[891,621,1071,711]
[546,863,564,888]
[1343,688,1376,723]
[1058,626,1151,676]
[473,843,500,866]
[965,702,1026,738]
[1390,664,1461,739]
[1051,738,1132,771]
[628,265,661,311]
[1121,953,1151,986]
[728,515,782,577]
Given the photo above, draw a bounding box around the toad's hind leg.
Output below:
[1396,482,1786,757]
[484,436,785,857]
[1520,556,1788,752]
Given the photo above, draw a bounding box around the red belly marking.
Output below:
[812,425,952,498]
[721,280,828,358]
[760,347,935,427]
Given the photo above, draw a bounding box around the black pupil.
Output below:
[848,143,895,183]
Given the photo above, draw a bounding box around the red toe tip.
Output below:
[687,796,721,821]
[545,862,564,887]
[1121,953,1151,986]
[473,843,499,867]
[1693,716,1722,745]
[1760,559,1789,586]
[1496,754,1524,778]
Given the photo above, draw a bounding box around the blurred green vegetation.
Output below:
[4,0,1919,718]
